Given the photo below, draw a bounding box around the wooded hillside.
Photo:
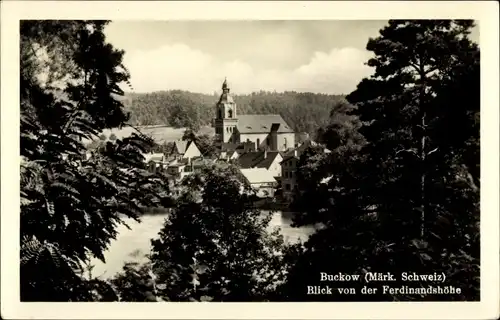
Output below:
[123,90,347,137]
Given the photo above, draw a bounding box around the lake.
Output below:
[91,210,315,279]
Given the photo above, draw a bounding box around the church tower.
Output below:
[214,78,238,144]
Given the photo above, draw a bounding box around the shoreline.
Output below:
[139,198,293,217]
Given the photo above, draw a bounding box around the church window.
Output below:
[284,138,288,149]
[218,109,222,119]
[228,109,233,118]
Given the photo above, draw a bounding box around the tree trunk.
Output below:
[420,111,426,239]
[418,61,427,240]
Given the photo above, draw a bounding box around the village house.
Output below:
[287,139,331,157]
[240,168,278,198]
[280,140,332,202]
[213,79,295,152]
[218,149,241,162]
[237,150,283,178]
[280,150,299,202]
[165,162,191,181]
[162,156,218,182]
[168,140,202,160]
[144,152,165,163]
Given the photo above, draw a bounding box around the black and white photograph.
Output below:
[1,1,499,319]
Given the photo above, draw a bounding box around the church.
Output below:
[213,79,295,152]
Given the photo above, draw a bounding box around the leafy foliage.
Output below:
[20,20,162,301]
[110,261,166,302]
[112,164,289,301]
[281,20,480,301]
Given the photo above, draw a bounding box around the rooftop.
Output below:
[143,152,165,162]
[237,114,294,134]
[240,168,277,184]
[237,151,281,170]
[172,140,199,154]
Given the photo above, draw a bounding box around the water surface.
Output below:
[91,211,314,279]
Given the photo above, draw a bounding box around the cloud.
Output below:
[122,43,374,95]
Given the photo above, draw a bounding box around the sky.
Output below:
[104,21,479,95]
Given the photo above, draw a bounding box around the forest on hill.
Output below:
[122,90,347,137]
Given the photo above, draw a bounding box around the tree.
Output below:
[317,99,365,152]
[168,93,201,131]
[110,261,165,302]
[289,145,331,226]
[282,20,480,301]
[20,20,162,301]
[121,164,289,302]
[152,141,174,155]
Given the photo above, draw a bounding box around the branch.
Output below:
[426,147,439,156]
[409,62,420,74]
[63,109,85,133]
[395,148,419,158]
[124,123,145,136]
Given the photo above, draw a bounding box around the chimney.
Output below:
[270,123,280,151]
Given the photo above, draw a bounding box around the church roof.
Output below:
[237,114,294,134]
[218,78,235,104]
[218,92,235,104]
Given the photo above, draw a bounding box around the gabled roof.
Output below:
[280,154,299,164]
[240,168,277,184]
[173,140,188,154]
[172,140,202,155]
[237,151,281,170]
[237,114,294,134]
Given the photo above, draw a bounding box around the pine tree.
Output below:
[282,20,480,301]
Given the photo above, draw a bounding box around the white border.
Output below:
[1,1,499,319]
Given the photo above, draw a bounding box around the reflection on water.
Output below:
[91,211,314,279]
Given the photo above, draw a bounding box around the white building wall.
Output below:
[277,133,295,151]
[267,154,283,177]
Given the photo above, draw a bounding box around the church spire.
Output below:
[222,77,229,93]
